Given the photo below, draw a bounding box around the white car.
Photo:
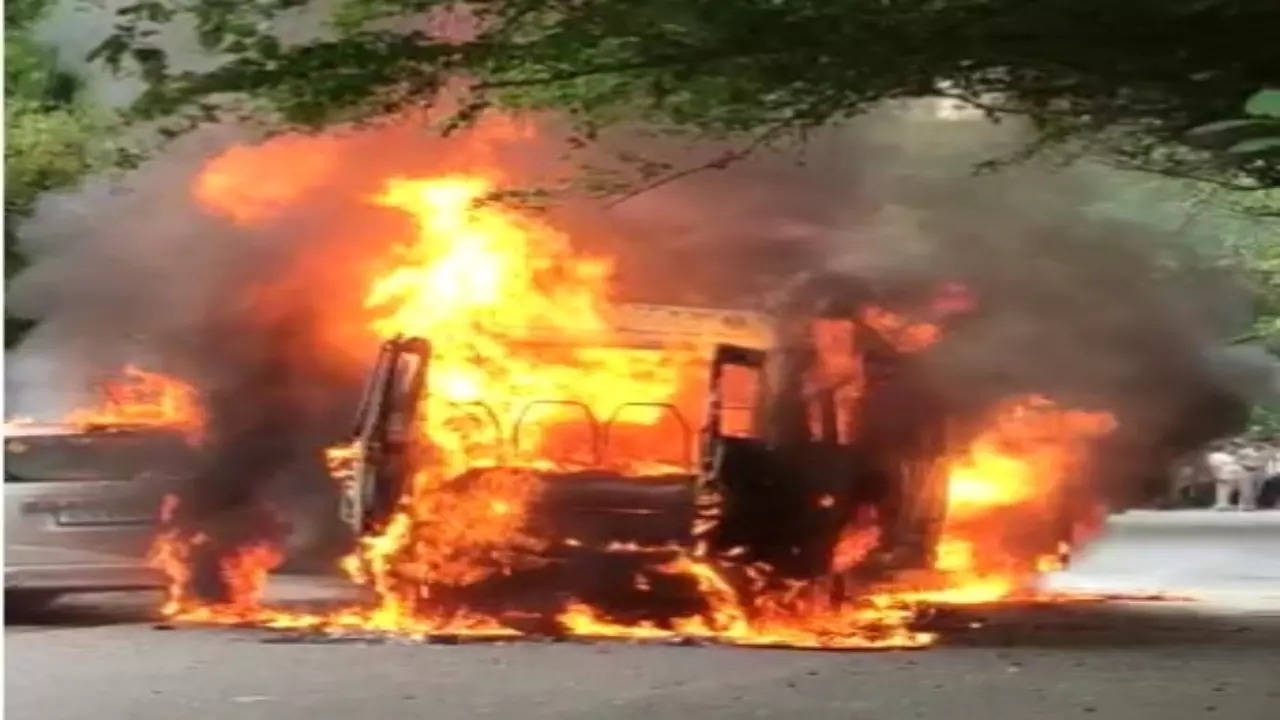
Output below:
[4,422,196,609]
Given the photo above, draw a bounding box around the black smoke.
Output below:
[6,102,1266,599]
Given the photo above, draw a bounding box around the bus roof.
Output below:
[512,303,776,350]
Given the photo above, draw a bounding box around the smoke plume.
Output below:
[5,99,1263,589]
[588,104,1259,504]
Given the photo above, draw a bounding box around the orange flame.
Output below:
[325,173,713,633]
[859,306,942,353]
[193,134,342,225]
[148,495,283,621]
[153,127,1123,649]
[830,516,882,575]
[363,175,697,475]
[64,365,205,443]
[929,395,1118,599]
[557,554,935,649]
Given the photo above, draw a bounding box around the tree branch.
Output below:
[476,49,783,91]
[1101,159,1274,192]
[603,122,793,207]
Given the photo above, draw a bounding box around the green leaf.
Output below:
[197,24,226,50]
[87,34,131,70]
[1227,136,1280,155]
[131,47,168,80]
[254,35,282,59]
[1245,89,1280,119]
[1184,118,1274,149]
[1186,119,1269,136]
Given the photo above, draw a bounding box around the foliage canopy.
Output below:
[4,0,110,345]
[90,0,1280,190]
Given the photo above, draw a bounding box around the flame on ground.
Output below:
[556,554,936,650]
[925,395,1119,602]
[148,495,283,620]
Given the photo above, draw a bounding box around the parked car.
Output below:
[4,422,198,609]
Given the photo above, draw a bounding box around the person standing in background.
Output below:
[1234,441,1266,510]
[1259,442,1280,508]
[1206,442,1249,510]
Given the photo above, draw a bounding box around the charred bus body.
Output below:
[333,293,969,593]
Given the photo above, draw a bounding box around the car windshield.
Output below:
[3,432,197,483]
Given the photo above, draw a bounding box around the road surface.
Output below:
[7,511,1280,720]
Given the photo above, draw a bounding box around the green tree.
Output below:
[5,0,112,346]
[1187,90,1280,351]
[90,0,1280,192]
[85,0,1280,355]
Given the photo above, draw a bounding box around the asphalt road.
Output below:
[7,511,1280,720]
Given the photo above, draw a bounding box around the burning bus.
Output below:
[329,283,1087,616]
[298,175,1120,635]
[140,172,1117,647]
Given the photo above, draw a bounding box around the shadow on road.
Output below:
[922,599,1280,650]
[5,590,162,629]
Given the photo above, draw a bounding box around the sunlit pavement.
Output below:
[1046,509,1280,611]
[7,512,1279,720]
